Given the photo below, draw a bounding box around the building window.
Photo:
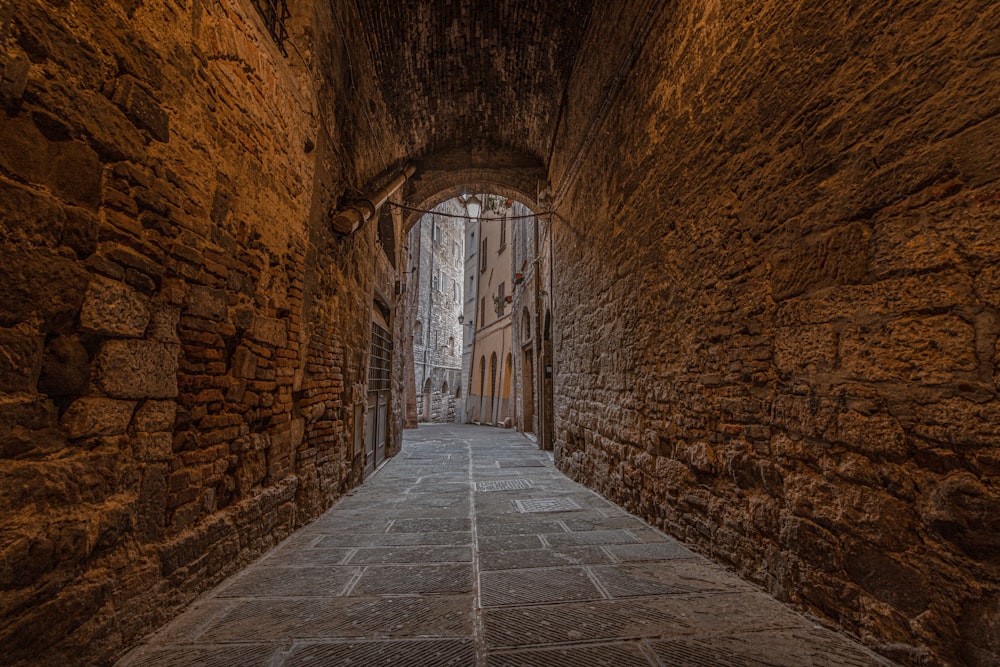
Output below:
[494,282,506,316]
[250,0,290,55]
[480,238,487,272]
[432,271,440,291]
[452,240,459,262]
[369,321,392,392]
[480,296,486,327]
[499,212,507,249]
[431,218,438,241]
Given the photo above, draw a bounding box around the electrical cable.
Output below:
[388,201,555,221]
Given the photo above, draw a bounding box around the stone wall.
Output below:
[551,2,1000,665]
[0,1,405,664]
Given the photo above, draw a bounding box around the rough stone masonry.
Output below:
[0,0,410,664]
[1,1,998,666]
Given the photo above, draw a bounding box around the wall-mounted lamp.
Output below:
[464,195,481,220]
[458,314,465,324]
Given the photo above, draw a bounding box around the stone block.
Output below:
[920,471,1000,561]
[135,464,166,542]
[133,400,176,432]
[0,327,44,392]
[0,396,58,433]
[840,315,978,384]
[0,53,30,101]
[145,303,180,344]
[1,180,70,251]
[826,410,907,460]
[103,243,165,278]
[112,75,169,142]
[80,276,150,337]
[0,250,88,329]
[49,140,102,208]
[770,223,870,301]
[95,340,178,399]
[60,397,135,438]
[870,214,964,278]
[231,346,257,379]
[774,271,973,327]
[975,263,1000,309]
[184,285,227,321]
[37,335,90,397]
[252,317,288,347]
[772,324,836,375]
[676,440,717,474]
[2,424,68,460]
[134,432,172,462]
[0,114,49,185]
[843,541,929,615]
[235,449,266,495]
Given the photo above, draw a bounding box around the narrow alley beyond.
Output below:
[118,425,892,666]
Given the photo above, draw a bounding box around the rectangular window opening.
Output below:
[251,0,291,55]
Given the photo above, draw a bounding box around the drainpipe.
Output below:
[533,209,543,449]
[331,164,416,235]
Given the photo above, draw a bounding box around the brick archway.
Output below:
[400,147,546,233]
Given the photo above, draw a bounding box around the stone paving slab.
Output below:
[118,424,895,667]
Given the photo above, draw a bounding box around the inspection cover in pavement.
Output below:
[476,479,533,491]
[514,497,581,513]
[487,642,653,667]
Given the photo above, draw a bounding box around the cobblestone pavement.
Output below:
[119,424,894,666]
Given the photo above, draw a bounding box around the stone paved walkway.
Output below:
[119,424,894,666]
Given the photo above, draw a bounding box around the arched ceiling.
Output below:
[351,0,597,168]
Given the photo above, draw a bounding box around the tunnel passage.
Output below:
[1,1,999,666]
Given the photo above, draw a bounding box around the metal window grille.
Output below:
[251,0,290,56]
[369,322,392,391]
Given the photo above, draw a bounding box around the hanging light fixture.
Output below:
[464,194,481,220]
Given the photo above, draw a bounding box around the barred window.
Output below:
[369,322,392,391]
[251,0,291,56]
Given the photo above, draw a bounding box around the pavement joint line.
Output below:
[266,639,292,667]
[342,566,367,596]
[468,439,487,667]
[637,637,664,666]
[582,564,613,600]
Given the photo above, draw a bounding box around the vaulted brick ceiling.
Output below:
[353,0,596,165]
